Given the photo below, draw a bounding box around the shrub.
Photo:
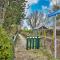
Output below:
[0,26,14,60]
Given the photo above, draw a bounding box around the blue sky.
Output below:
[30,0,50,12]
[25,0,53,16]
[25,0,60,16]
[24,0,52,28]
[24,0,57,28]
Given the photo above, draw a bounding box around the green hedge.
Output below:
[0,26,14,60]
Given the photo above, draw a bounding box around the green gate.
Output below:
[26,36,40,50]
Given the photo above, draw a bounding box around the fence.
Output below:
[26,36,40,50]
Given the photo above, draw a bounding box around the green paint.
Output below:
[26,36,40,50]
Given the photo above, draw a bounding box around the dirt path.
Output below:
[14,34,48,60]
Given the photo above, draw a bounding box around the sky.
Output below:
[23,0,60,29]
[29,0,50,11]
[25,0,60,16]
[25,0,54,17]
[24,0,52,28]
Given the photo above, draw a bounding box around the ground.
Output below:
[14,34,59,60]
[14,34,56,60]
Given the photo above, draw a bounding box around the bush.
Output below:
[0,26,14,60]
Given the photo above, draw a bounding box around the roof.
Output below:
[34,25,48,29]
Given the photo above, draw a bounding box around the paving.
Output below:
[14,34,48,60]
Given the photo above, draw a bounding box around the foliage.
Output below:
[53,5,60,20]
[0,26,14,60]
[53,5,60,11]
[40,48,59,60]
[3,0,26,31]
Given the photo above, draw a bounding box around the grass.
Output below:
[20,29,60,60]
[40,48,59,60]
[27,48,59,60]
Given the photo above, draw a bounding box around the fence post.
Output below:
[26,36,40,50]
[30,37,31,49]
[32,37,34,49]
[26,37,29,50]
[36,36,40,49]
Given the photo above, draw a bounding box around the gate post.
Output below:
[26,36,29,50]
[30,37,31,49]
[32,37,34,49]
[36,36,40,49]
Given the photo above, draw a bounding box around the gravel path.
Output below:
[14,34,48,60]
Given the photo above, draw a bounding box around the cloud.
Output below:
[42,5,48,9]
[52,0,60,5]
[50,2,53,6]
[52,0,57,5]
[26,0,38,4]
[25,0,38,17]
[25,0,52,17]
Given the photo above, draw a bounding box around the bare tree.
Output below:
[28,11,42,29]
